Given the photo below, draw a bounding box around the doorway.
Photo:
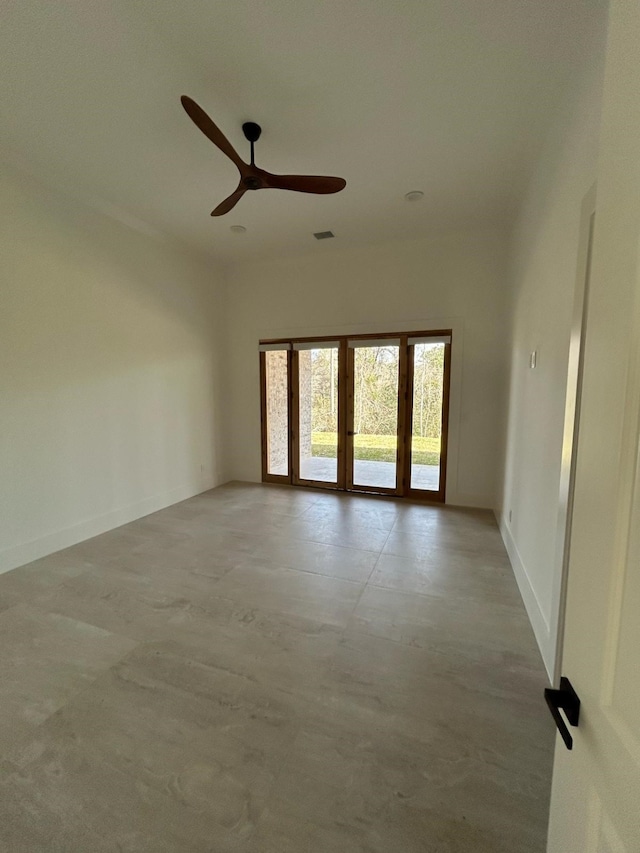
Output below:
[259,330,451,502]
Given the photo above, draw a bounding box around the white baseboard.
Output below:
[0,477,218,576]
[496,512,554,682]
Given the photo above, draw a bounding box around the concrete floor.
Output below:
[301,456,440,490]
[0,483,553,852]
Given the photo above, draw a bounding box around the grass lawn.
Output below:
[311,432,441,466]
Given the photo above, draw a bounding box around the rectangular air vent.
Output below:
[314,230,335,240]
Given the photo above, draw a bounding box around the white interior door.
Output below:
[546,0,640,849]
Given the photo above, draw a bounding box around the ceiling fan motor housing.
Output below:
[242,122,262,143]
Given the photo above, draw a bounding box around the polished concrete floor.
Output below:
[0,482,554,852]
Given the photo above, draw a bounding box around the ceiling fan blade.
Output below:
[211,186,246,216]
[181,95,246,172]
[262,173,346,194]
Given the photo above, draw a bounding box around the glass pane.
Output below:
[298,346,339,483]
[264,350,289,476]
[352,344,399,489]
[410,342,445,491]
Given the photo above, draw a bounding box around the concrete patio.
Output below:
[300,456,440,491]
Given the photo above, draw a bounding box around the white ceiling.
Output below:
[1,0,605,264]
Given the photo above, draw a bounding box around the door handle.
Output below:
[347,431,358,436]
[544,677,581,750]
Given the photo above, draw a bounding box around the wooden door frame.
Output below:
[345,338,404,497]
[337,340,348,491]
[291,343,342,491]
[259,329,452,502]
[403,339,451,503]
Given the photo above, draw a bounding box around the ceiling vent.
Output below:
[314,230,335,240]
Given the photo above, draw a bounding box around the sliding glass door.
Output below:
[347,338,403,495]
[260,330,451,501]
[292,341,343,488]
[404,336,450,499]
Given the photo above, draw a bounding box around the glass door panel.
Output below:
[260,331,450,502]
[263,348,290,478]
[350,342,400,491]
[296,343,340,484]
[409,341,446,492]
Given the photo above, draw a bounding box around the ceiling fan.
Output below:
[180,95,346,216]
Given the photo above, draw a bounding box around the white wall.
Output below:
[0,167,225,573]
[497,43,607,678]
[224,228,509,508]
